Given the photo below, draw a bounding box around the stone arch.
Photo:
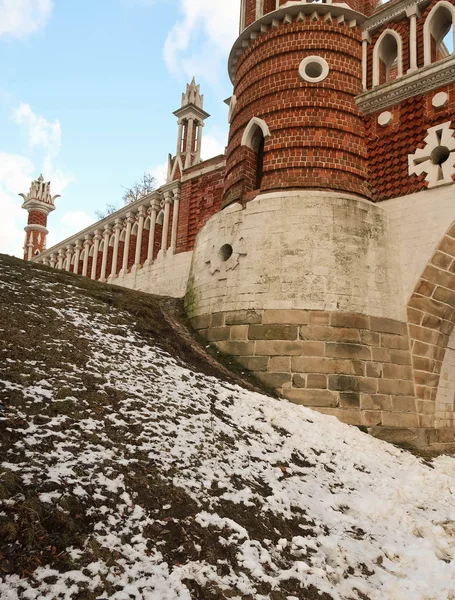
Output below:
[372,29,403,86]
[424,1,455,66]
[156,210,164,226]
[407,220,455,428]
[241,117,271,150]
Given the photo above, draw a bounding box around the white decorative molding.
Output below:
[378,110,393,126]
[432,91,449,107]
[356,54,455,114]
[241,117,271,149]
[423,1,455,67]
[408,121,455,188]
[228,2,365,81]
[299,55,330,83]
[364,0,430,34]
[205,234,247,280]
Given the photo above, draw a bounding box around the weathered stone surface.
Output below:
[225,310,262,325]
[360,330,380,346]
[362,410,382,426]
[391,396,417,413]
[378,378,415,396]
[382,363,413,380]
[431,250,452,270]
[262,309,309,325]
[249,324,298,341]
[235,356,269,372]
[381,412,419,427]
[331,313,369,329]
[230,325,249,340]
[339,392,360,407]
[325,343,371,360]
[361,394,393,411]
[308,311,330,325]
[283,388,338,407]
[255,340,305,356]
[216,340,255,356]
[300,326,361,343]
[301,341,325,356]
[292,373,306,388]
[269,356,291,372]
[191,314,212,330]
[366,361,382,378]
[211,312,225,327]
[370,316,407,335]
[255,372,292,389]
[292,357,365,375]
[380,334,410,350]
[389,349,412,365]
[407,307,423,325]
[307,374,328,389]
[328,375,359,392]
[206,327,230,342]
[432,286,455,308]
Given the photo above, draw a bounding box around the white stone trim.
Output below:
[372,29,403,87]
[24,224,48,234]
[423,1,455,66]
[241,117,271,149]
[364,0,428,34]
[180,159,225,182]
[299,55,330,83]
[356,53,455,114]
[408,121,455,188]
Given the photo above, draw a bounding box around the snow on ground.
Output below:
[0,257,455,600]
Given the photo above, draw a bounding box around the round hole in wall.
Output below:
[431,145,451,166]
[299,56,329,83]
[219,244,233,262]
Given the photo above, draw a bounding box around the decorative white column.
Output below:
[57,248,66,270]
[91,230,102,280]
[406,5,420,72]
[362,32,371,91]
[176,120,184,155]
[100,226,111,281]
[27,236,33,261]
[65,247,73,272]
[73,240,82,275]
[82,237,91,277]
[184,120,194,168]
[170,189,180,254]
[160,192,172,257]
[145,198,160,265]
[110,219,122,278]
[195,122,204,162]
[120,214,134,276]
[134,206,146,268]
[50,253,57,269]
[42,256,50,267]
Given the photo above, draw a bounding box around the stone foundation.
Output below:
[191,308,455,447]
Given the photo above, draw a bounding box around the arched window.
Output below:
[372,30,403,86]
[424,2,455,66]
[241,117,270,191]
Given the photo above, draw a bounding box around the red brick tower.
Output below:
[20,175,59,260]
[224,0,378,206]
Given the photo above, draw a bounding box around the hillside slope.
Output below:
[0,255,455,600]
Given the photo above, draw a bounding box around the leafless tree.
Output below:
[122,173,156,205]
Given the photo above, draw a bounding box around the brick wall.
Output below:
[366,85,455,201]
[224,17,369,205]
[177,161,225,253]
[28,211,47,227]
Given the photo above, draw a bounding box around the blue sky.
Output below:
[0,0,240,256]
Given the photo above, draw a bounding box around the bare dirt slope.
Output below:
[0,254,454,600]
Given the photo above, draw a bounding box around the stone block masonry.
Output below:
[191,308,423,430]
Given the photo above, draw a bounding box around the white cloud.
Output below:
[0,0,53,38]
[47,211,95,250]
[0,153,35,257]
[13,102,61,154]
[150,161,168,187]
[164,0,240,82]
[201,129,227,161]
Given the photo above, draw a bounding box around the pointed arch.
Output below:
[109,234,115,247]
[144,215,151,231]
[241,117,271,150]
[407,220,455,429]
[424,1,455,66]
[372,29,403,86]
[156,210,164,226]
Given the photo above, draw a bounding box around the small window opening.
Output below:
[251,128,265,190]
[378,34,399,84]
[428,5,455,63]
[219,244,233,262]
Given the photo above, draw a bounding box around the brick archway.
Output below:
[407,221,455,427]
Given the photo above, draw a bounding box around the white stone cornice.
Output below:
[20,200,55,215]
[364,0,430,33]
[24,224,48,234]
[356,54,455,114]
[229,2,366,82]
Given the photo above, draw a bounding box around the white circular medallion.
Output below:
[299,56,329,83]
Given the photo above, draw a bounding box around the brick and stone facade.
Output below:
[26,0,455,448]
